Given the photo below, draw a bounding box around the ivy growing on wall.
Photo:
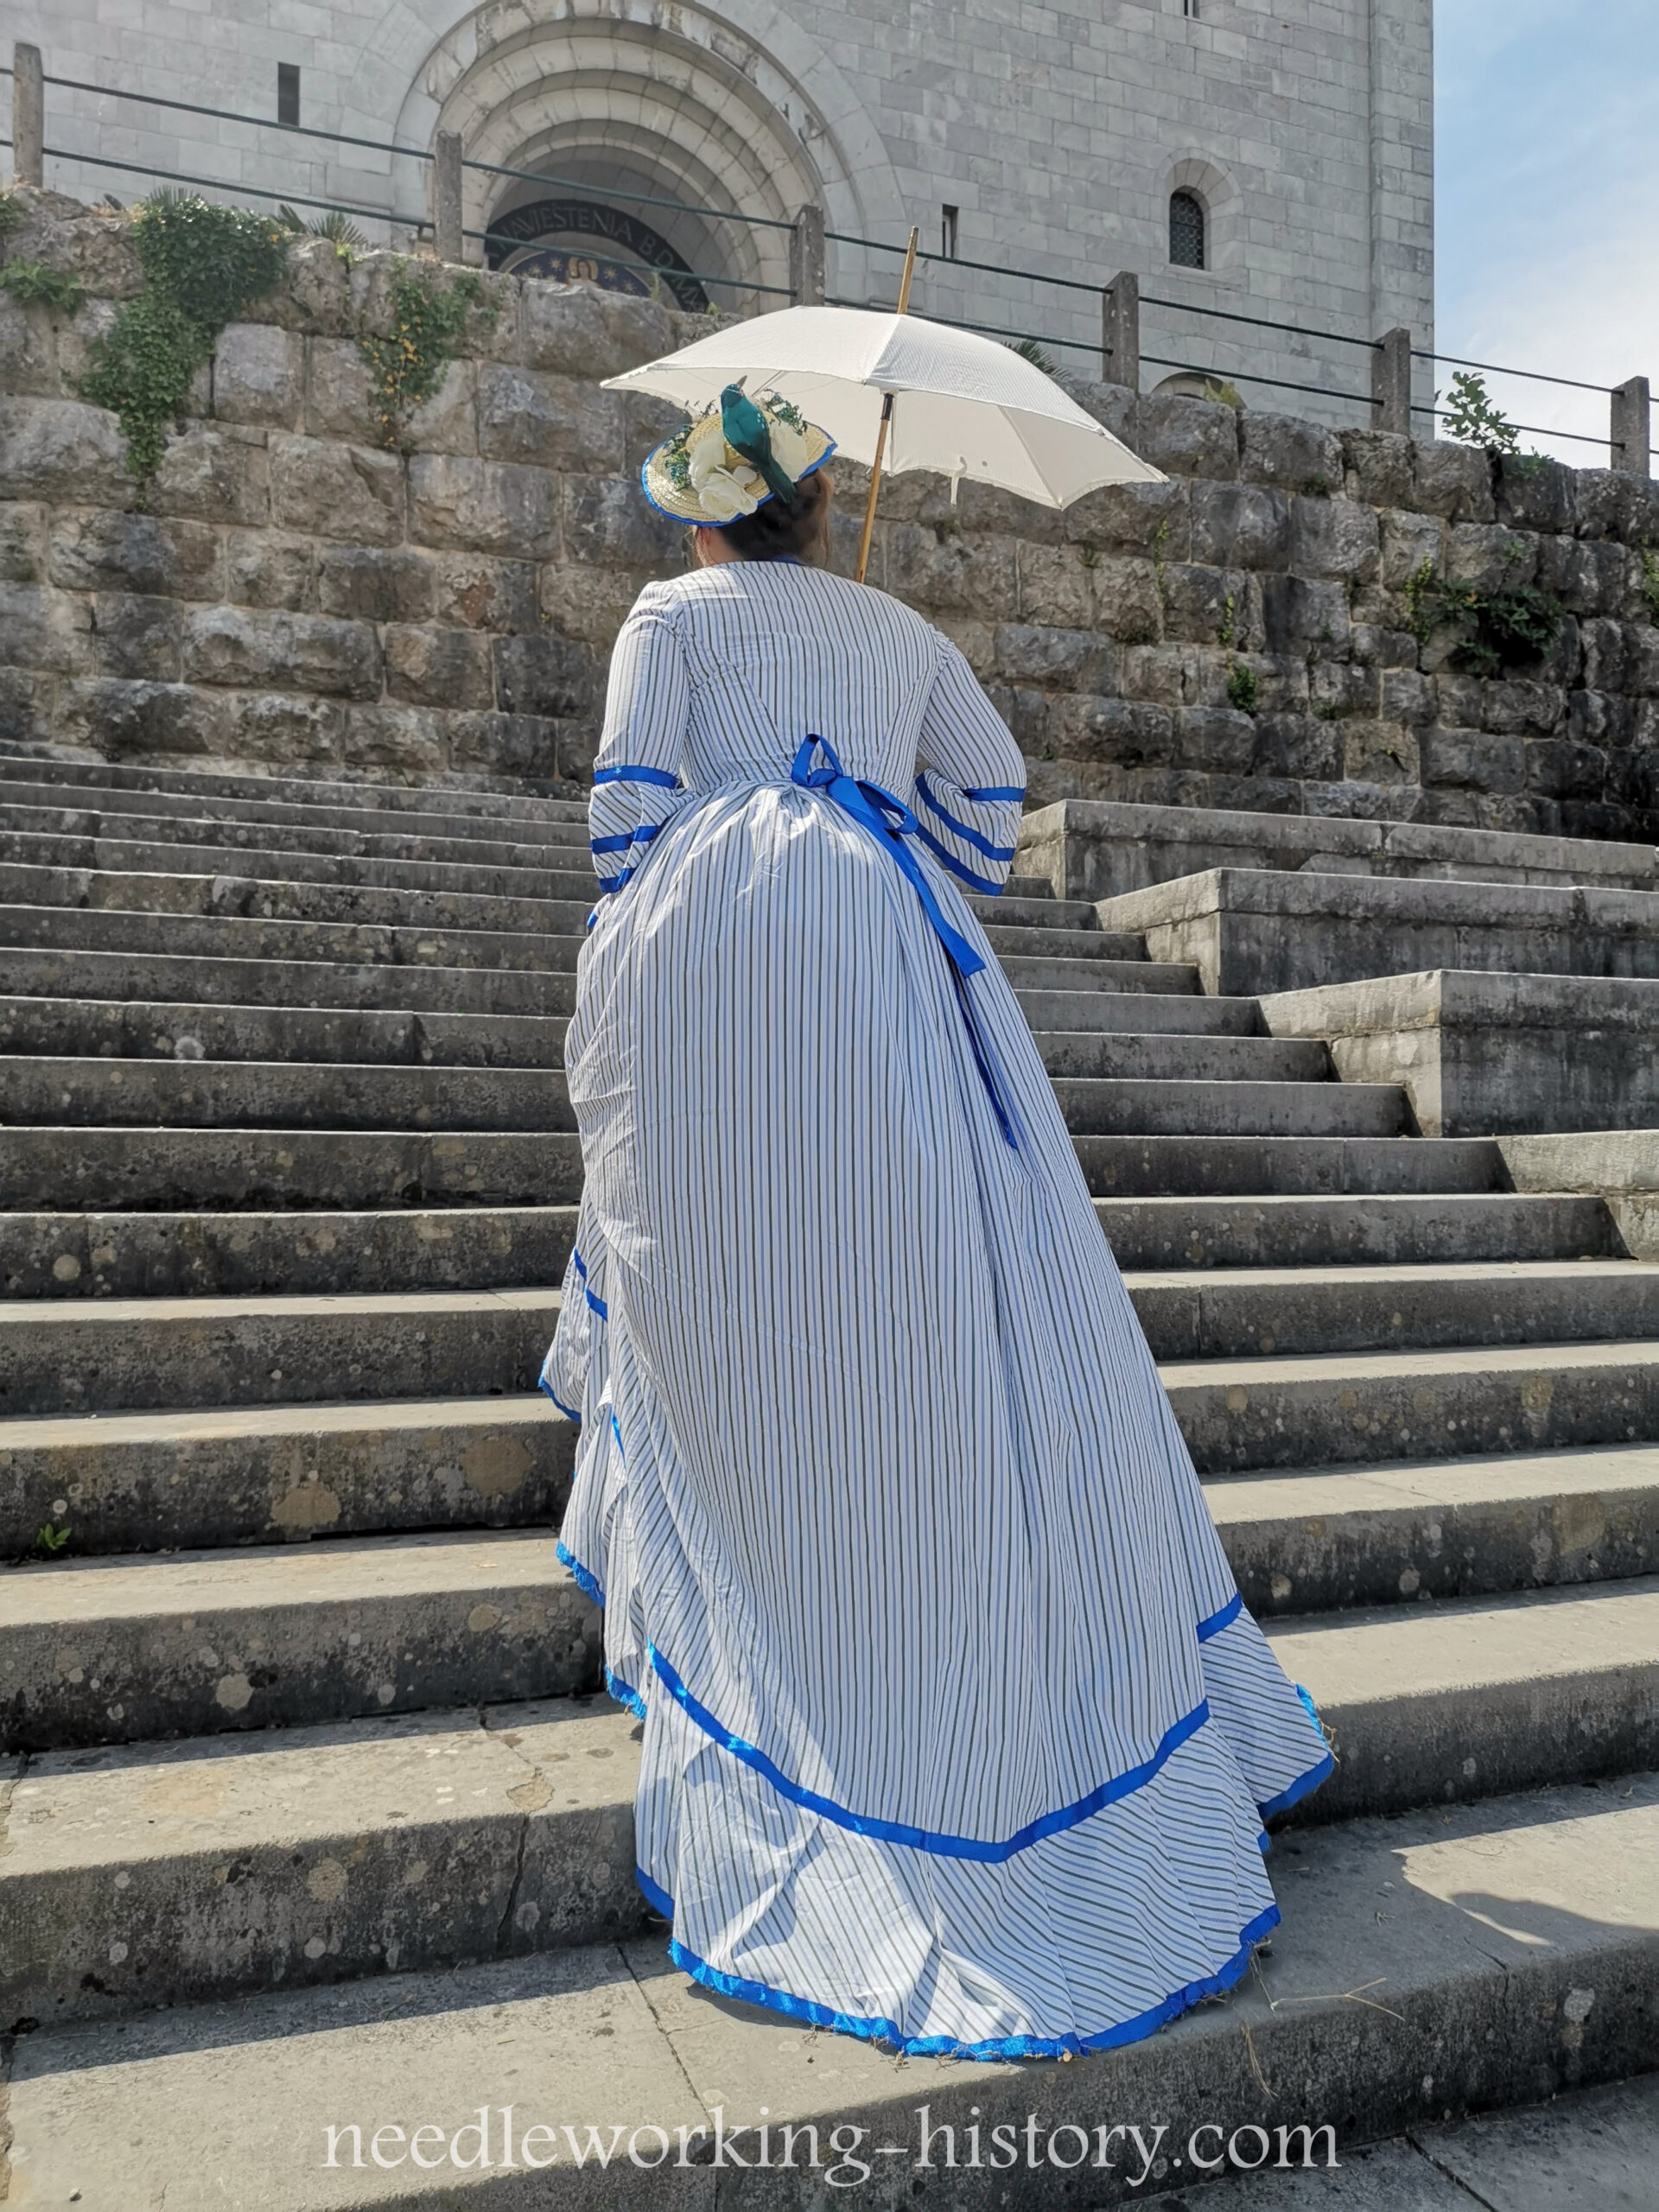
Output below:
[80,191,291,486]
[359,262,492,449]
[1402,556,1565,679]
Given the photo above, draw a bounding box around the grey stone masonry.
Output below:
[2,191,1658,841]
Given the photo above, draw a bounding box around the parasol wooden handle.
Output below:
[855,226,919,586]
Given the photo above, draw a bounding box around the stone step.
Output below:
[1074,1134,1508,1198]
[0,1197,1611,1307]
[1,946,579,1015]
[1052,1077,1407,1138]
[0,1394,574,1560]
[8,1771,1656,2203]
[1,1531,598,1751]
[1019,988,1262,1036]
[0,1057,576,1134]
[0,1287,562,1417]
[0,747,585,821]
[968,892,1090,928]
[0,781,592,848]
[997,952,1198,993]
[3,1583,1656,2018]
[0,903,589,975]
[0,826,594,900]
[0,1206,579,1301]
[0,1126,583,1210]
[0,995,569,1068]
[0,861,597,937]
[1124,1260,1659,1361]
[1096,1192,1621,1269]
[1210,1443,1659,1617]
[1036,1031,1329,1082]
[984,925,1148,960]
[0,800,591,872]
[1167,1338,1659,1473]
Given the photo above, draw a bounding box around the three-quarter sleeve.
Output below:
[910,636,1027,897]
[588,606,692,894]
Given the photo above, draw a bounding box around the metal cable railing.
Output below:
[7,56,1654,462]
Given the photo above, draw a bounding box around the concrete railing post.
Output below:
[1373,327,1412,437]
[1102,272,1139,391]
[434,130,464,265]
[1611,377,1652,477]
[790,205,825,306]
[12,43,44,188]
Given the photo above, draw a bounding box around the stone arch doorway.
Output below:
[483,198,709,313]
[397,0,868,315]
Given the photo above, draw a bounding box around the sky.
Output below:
[1435,0,1659,465]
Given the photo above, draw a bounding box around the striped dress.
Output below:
[543,558,1331,2059]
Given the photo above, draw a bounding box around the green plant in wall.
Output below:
[0,192,22,238]
[1639,549,1659,627]
[359,261,493,449]
[80,190,291,486]
[278,203,367,256]
[1400,558,1564,679]
[0,262,83,312]
[1225,662,1259,715]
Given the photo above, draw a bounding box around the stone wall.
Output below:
[3,187,1658,837]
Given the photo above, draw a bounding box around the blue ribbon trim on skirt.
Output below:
[790,734,1019,1148]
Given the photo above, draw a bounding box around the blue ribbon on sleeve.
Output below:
[790,735,1018,1147]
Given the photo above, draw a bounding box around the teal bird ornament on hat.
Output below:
[719,382,799,511]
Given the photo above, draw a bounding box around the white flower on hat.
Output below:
[767,412,810,481]
[697,465,764,522]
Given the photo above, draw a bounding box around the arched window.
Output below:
[1169,189,1205,270]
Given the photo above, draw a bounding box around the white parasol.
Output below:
[603,232,1163,582]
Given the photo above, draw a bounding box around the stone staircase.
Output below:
[2,755,1656,2208]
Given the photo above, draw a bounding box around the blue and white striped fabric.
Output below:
[543,559,1330,2059]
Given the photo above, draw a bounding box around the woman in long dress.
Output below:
[543,393,1331,2059]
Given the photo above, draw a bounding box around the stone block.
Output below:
[1482,680,1565,736]
[403,360,478,457]
[224,532,314,613]
[492,634,598,720]
[1262,969,1659,1138]
[1339,429,1415,510]
[270,237,353,337]
[1173,705,1255,773]
[1160,563,1257,649]
[1309,662,1379,719]
[1084,556,1162,644]
[1288,496,1379,583]
[1238,413,1343,494]
[0,582,91,673]
[317,549,437,626]
[53,297,120,392]
[1188,483,1291,570]
[1262,573,1350,655]
[149,426,270,528]
[0,295,55,397]
[520,283,674,379]
[621,391,685,473]
[1379,670,1434,726]
[0,505,46,584]
[303,339,377,442]
[213,324,303,429]
[476,364,622,472]
[1061,477,1189,557]
[1341,720,1419,786]
[55,678,225,758]
[1573,469,1659,547]
[1413,441,1497,524]
[450,710,565,781]
[88,593,183,681]
[1132,394,1240,480]
[0,398,134,508]
[1249,714,1343,783]
[1497,454,1577,535]
[992,624,1116,691]
[1533,533,1626,617]
[937,619,994,679]
[435,556,540,633]
[181,607,382,700]
[1119,642,1186,708]
[1446,523,1535,592]
[384,626,495,709]
[270,435,403,547]
[993,685,1050,752]
[535,565,638,647]
[410,456,561,562]
[1567,690,1637,752]
[1581,619,1646,695]
[1525,737,1609,803]
[221,690,346,764]
[1011,541,1091,628]
[1046,694,1173,766]
[953,480,1064,544]
[0,664,53,747]
[1378,509,1444,589]
[1419,727,1529,792]
[48,511,221,601]
[1,193,143,299]
[335,704,448,774]
[872,524,1014,618]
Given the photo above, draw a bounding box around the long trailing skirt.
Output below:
[542,766,1331,2059]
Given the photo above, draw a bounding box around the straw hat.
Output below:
[642,391,836,524]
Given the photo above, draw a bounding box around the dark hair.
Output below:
[698,466,833,566]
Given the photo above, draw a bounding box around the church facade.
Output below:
[14,0,1434,420]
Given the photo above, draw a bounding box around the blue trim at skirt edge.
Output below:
[634,1859,1281,2062]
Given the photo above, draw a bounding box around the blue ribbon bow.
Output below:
[790,734,1017,1147]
